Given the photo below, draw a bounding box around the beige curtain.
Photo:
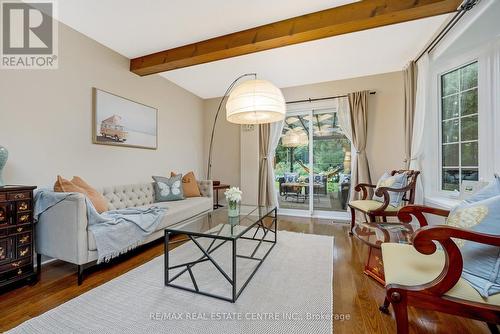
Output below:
[348,91,371,200]
[404,61,418,169]
[258,124,271,206]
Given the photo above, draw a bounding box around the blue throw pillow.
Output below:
[465,174,500,204]
[446,195,500,297]
[152,174,184,202]
[284,172,298,183]
[373,172,408,207]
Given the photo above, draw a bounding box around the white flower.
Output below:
[224,187,242,202]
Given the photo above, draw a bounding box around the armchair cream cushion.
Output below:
[349,200,400,212]
[382,243,500,306]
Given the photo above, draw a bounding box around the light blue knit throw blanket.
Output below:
[34,190,167,263]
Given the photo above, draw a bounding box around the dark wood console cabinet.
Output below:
[0,186,37,290]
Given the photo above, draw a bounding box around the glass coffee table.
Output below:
[353,220,416,285]
[164,205,277,302]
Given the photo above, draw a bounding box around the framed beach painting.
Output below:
[92,88,158,150]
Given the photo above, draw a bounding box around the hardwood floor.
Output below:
[0,216,491,333]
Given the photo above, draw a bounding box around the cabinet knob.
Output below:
[12,261,21,268]
[20,235,29,243]
[17,269,23,275]
[14,193,25,199]
[17,227,23,232]
[20,248,29,257]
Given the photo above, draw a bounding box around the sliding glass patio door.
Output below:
[274,107,351,218]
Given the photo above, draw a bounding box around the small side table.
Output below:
[352,221,415,285]
[213,184,230,209]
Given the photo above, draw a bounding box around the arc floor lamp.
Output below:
[207,73,286,180]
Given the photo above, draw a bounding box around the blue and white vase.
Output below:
[0,146,8,187]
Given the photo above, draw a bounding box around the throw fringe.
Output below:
[97,240,143,264]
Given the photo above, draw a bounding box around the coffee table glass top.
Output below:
[166,205,276,240]
[353,221,417,248]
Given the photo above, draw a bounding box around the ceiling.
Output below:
[56,0,449,99]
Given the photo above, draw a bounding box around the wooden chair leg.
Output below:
[368,214,376,223]
[487,322,500,334]
[390,292,409,334]
[379,297,390,314]
[349,207,356,235]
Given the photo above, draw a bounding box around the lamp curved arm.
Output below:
[207,73,257,180]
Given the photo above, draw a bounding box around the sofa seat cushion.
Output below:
[153,197,212,230]
[349,200,400,213]
[88,197,212,251]
[381,243,500,306]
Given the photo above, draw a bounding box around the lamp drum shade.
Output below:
[226,79,286,124]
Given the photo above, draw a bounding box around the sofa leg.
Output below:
[349,207,356,236]
[36,253,42,278]
[379,297,391,315]
[77,265,84,286]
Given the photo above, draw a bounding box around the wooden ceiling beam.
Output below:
[130,0,462,76]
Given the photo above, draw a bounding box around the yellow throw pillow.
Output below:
[53,175,109,213]
[170,171,201,197]
[71,176,109,213]
[54,175,85,193]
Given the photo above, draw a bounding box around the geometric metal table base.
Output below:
[164,208,277,303]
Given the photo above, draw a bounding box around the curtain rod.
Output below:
[414,0,479,63]
[286,91,376,105]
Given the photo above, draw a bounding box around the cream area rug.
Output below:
[8,231,333,334]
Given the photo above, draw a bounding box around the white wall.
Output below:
[0,23,205,188]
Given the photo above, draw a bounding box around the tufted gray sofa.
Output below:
[36,180,213,283]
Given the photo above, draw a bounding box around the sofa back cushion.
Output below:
[102,183,154,210]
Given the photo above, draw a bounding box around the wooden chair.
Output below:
[379,205,500,334]
[348,170,420,235]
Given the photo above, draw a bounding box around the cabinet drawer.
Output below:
[17,232,32,246]
[16,212,31,225]
[7,192,31,201]
[0,227,9,237]
[0,265,32,283]
[0,256,31,272]
[0,237,15,265]
[10,224,31,235]
[17,244,31,258]
[16,200,31,212]
[0,193,6,201]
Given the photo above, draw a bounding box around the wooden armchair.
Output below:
[379,205,500,334]
[348,170,420,235]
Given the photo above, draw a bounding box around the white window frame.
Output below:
[427,40,498,200]
[438,60,480,193]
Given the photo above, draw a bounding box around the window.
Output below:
[440,61,478,191]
